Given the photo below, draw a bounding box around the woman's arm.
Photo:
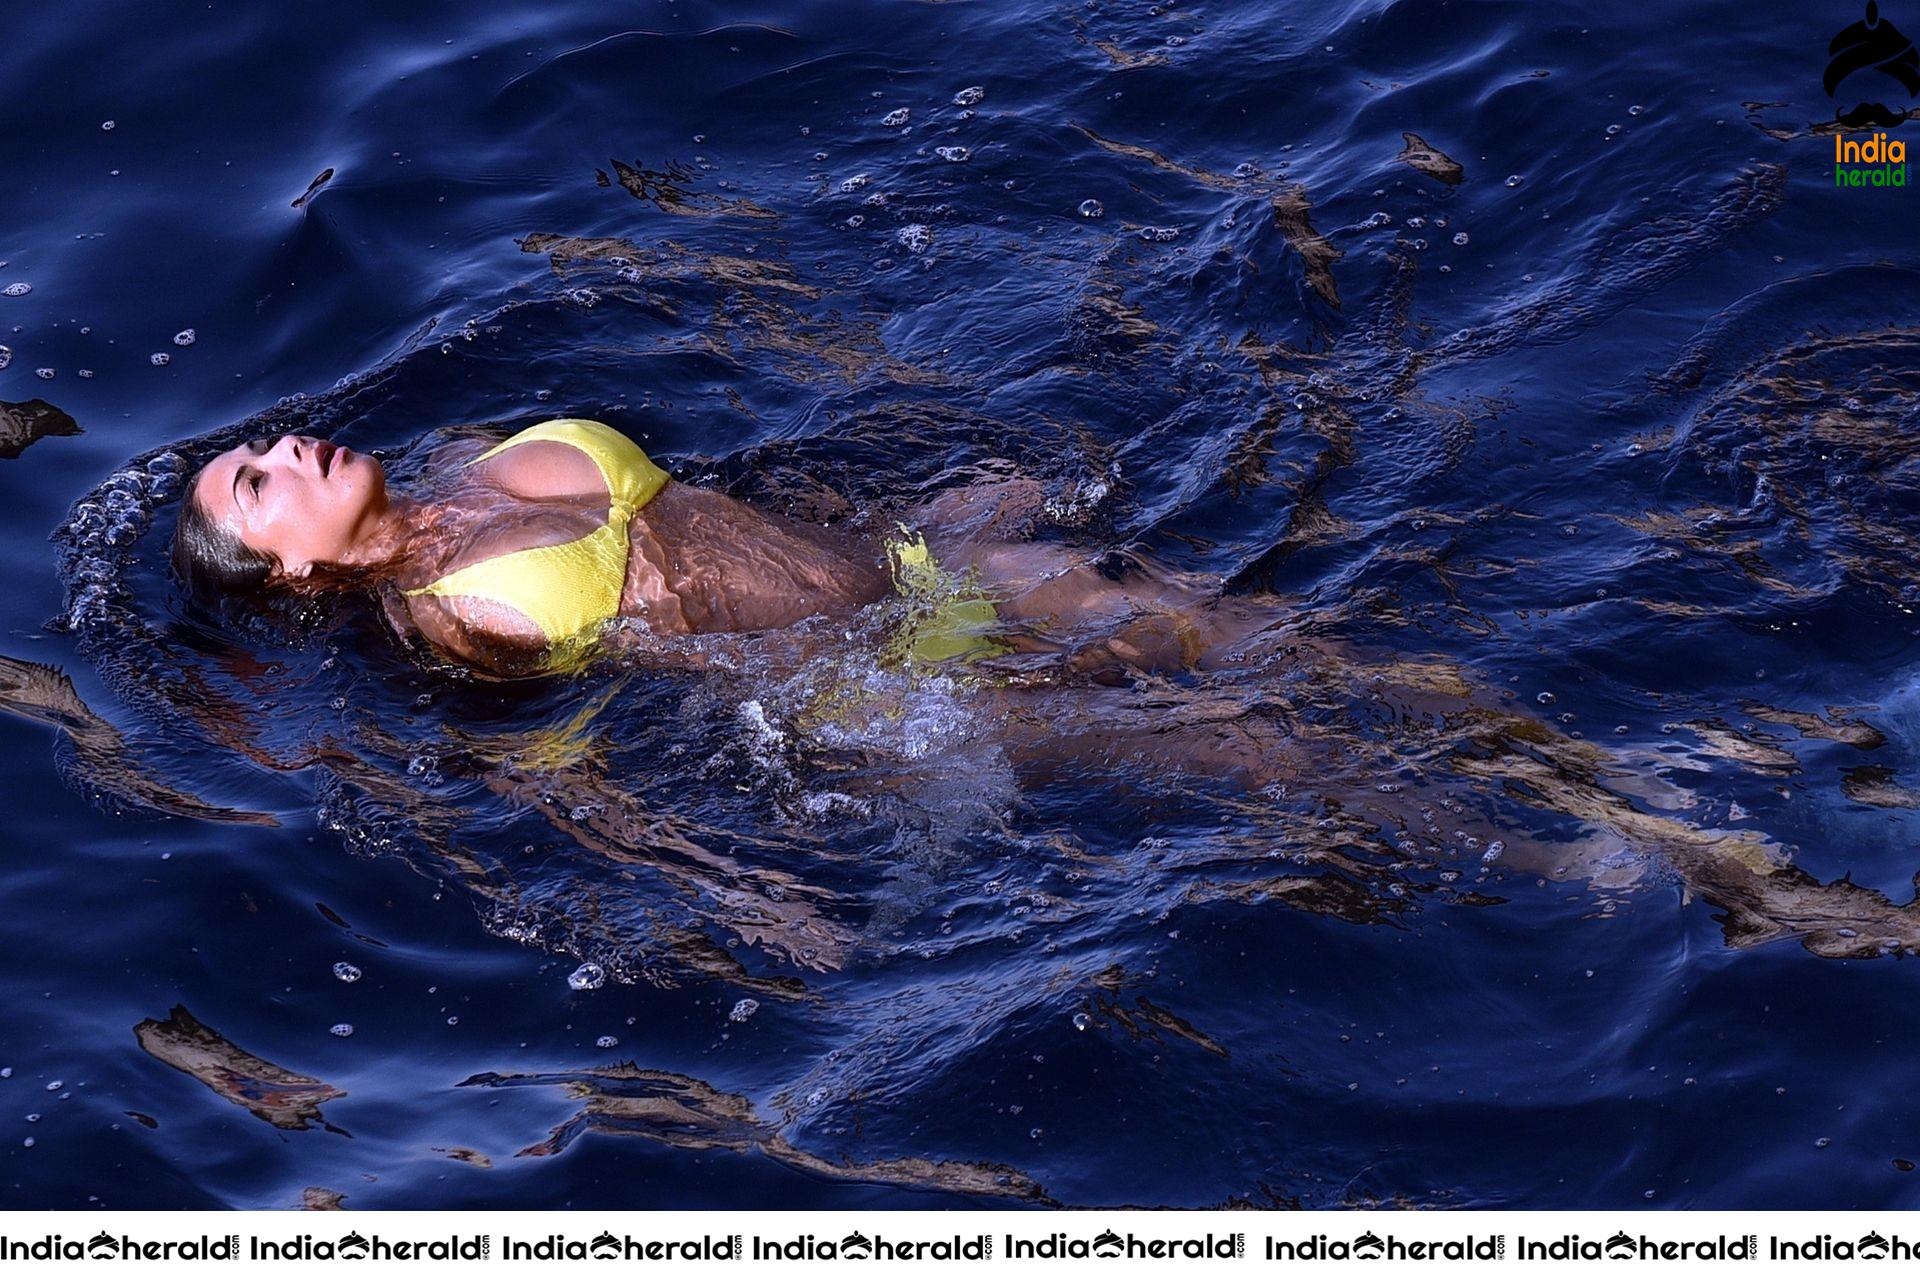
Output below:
[401,591,552,677]
[595,616,832,677]
[906,470,1049,548]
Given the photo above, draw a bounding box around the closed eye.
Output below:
[232,465,266,509]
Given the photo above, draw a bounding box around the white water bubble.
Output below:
[0,347,10,370]
[935,145,970,162]
[77,369,93,378]
[172,328,196,346]
[952,85,985,106]
[596,1035,618,1048]
[882,107,910,127]
[45,1081,61,1092]
[149,352,170,366]
[101,120,115,131]
[3,283,30,297]
[1138,225,1180,242]
[896,224,932,254]
[1505,173,1524,187]
[1452,231,1469,246]
[1072,1011,1091,1031]
[728,998,759,1023]
[34,368,54,380]
[329,1023,354,1038]
[332,962,362,983]
[1077,198,1105,218]
[838,173,871,192]
[567,963,606,991]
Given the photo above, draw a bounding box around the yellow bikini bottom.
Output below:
[882,530,1009,667]
[783,531,1003,742]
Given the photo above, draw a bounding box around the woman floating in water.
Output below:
[172,417,1276,679]
[163,416,1920,961]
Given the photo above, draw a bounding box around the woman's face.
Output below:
[190,435,388,577]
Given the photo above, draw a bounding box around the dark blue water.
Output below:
[4,0,1920,1210]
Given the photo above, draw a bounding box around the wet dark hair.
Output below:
[171,477,275,603]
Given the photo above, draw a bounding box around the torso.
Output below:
[391,436,1261,680]
[397,434,889,667]
[623,485,890,632]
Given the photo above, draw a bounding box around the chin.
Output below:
[346,451,387,498]
[323,453,388,541]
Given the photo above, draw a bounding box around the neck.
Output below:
[332,495,432,581]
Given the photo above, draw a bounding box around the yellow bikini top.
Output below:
[403,419,669,656]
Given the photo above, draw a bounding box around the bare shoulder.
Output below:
[403,590,549,674]
[469,437,609,503]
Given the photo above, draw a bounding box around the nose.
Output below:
[266,435,315,464]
